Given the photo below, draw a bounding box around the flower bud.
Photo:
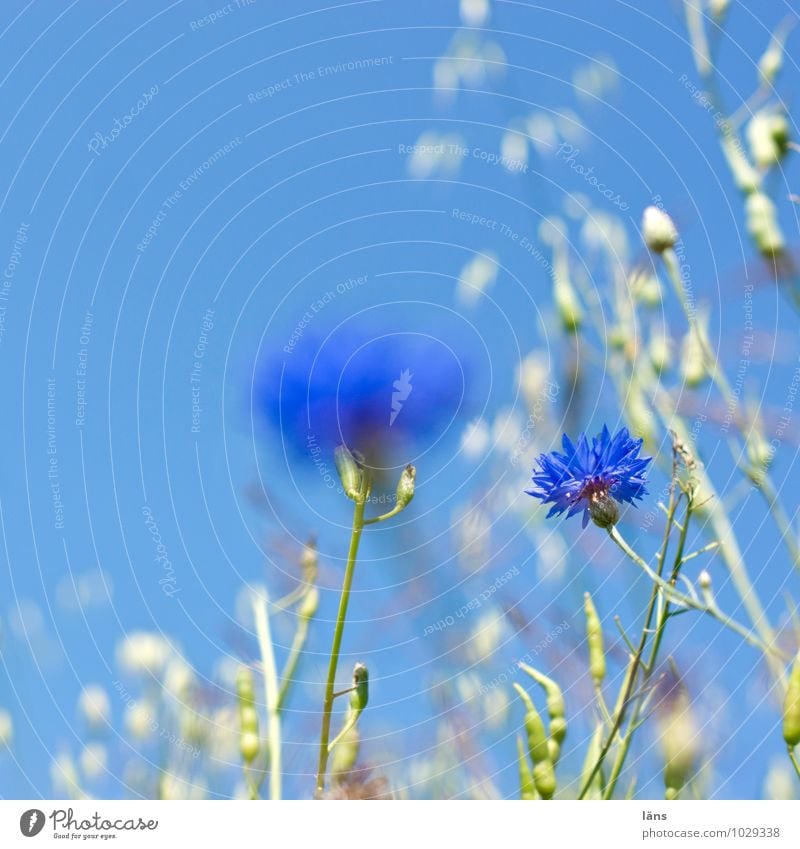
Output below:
[746,191,785,258]
[698,569,712,591]
[631,269,662,308]
[708,0,730,21]
[78,685,111,731]
[588,491,620,529]
[299,586,319,621]
[759,34,785,85]
[642,206,678,253]
[681,327,707,388]
[350,662,369,713]
[395,464,416,510]
[747,111,790,168]
[584,592,606,686]
[334,445,362,500]
[649,332,671,375]
[0,709,13,749]
[783,651,800,748]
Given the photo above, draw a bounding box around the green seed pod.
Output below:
[330,725,360,778]
[239,705,259,734]
[334,445,362,500]
[236,666,255,707]
[648,332,670,376]
[351,663,369,713]
[680,327,707,388]
[519,662,567,763]
[532,760,556,800]
[552,242,582,334]
[513,683,556,799]
[660,691,698,800]
[518,663,565,742]
[782,651,800,748]
[240,730,259,764]
[299,538,319,583]
[746,191,785,258]
[395,464,416,510]
[516,735,536,800]
[584,592,606,687]
[299,586,319,621]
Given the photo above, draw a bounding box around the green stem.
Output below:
[603,500,692,798]
[788,747,800,781]
[578,498,677,801]
[315,472,371,796]
[277,615,310,711]
[252,592,282,801]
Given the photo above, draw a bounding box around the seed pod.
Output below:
[351,663,369,713]
[334,445,362,500]
[236,666,255,707]
[518,663,565,741]
[516,735,536,800]
[584,592,606,687]
[543,227,582,334]
[660,690,698,800]
[746,191,785,258]
[782,651,800,748]
[330,725,360,778]
[648,332,670,375]
[395,465,416,510]
[299,538,319,583]
[680,326,707,388]
[299,586,319,621]
[239,705,259,734]
[240,730,259,764]
[519,662,567,763]
[513,683,556,799]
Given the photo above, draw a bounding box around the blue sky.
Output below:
[1,0,799,800]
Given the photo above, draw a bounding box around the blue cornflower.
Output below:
[254,324,468,462]
[527,425,651,528]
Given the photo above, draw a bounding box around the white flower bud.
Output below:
[642,206,678,253]
[0,709,12,748]
[78,685,111,731]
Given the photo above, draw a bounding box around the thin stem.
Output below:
[603,497,693,798]
[788,747,800,781]
[252,592,282,801]
[315,471,371,796]
[277,613,310,711]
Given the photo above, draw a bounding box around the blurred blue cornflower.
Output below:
[527,425,651,528]
[255,325,467,463]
